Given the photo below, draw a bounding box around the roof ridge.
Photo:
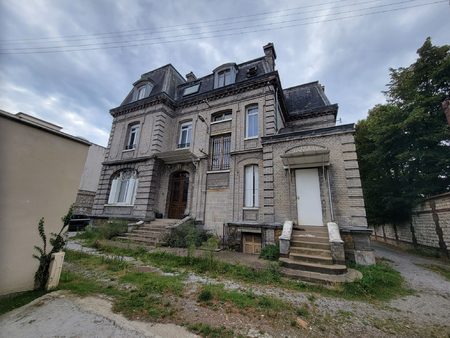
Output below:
[283,81,320,91]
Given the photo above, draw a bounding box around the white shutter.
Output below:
[244,166,253,207]
[254,165,259,207]
[125,178,136,205]
[108,178,119,204]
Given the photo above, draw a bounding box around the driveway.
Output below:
[373,242,450,322]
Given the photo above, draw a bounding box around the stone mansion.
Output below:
[92,43,370,260]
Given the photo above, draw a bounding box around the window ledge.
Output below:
[122,148,135,153]
[244,136,258,141]
[210,118,232,125]
[105,203,134,207]
[243,207,259,210]
[207,170,230,174]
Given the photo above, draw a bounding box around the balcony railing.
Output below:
[177,142,190,149]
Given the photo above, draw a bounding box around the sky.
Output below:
[0,0,449,146]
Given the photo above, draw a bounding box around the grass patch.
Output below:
[120,272,184,295]
[0,290,47,315]
[418,263,450,281]
[59,271,123,297]
[259,244,280,261]
[296,304,310,318]
[91,243,410,302]
[198,284,287,314]
[341,262,412,301]
[187,323,237,338]
[64,249,129,272]
[75,219,128,246]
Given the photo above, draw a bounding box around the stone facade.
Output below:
[92,43,369,256]
[372,192,450,257]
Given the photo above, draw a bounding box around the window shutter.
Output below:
[108,178,119,204]
[254,165,259,207]
[125,178,136,205]
[244,166,253,207]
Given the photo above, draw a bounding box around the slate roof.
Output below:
[283,81,337,119]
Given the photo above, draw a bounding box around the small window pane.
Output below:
[183,84,200,96]
[137,86,146,100]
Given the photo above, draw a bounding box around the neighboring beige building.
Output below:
[0,110,90,295]
[72,143,106,221]
[93,43,374,274]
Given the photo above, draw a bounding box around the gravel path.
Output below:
[373,242,450,323]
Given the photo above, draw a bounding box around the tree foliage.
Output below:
[355,38,450,225]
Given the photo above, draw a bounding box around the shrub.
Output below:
[164,221,209,248]
[77,219,128,244]
[198,288,213,302]
[260,244,280,261]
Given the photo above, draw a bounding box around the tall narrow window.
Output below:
[217,69,232,87]
[178,122,192,148]
[126,124,140,150]
[210,134,231,170]
[246,106,258,138]
[108,170,138,205]
[244,165,259,207]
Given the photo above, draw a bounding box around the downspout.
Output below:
[327,167,335,221]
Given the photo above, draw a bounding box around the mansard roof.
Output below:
[283,81,338,120]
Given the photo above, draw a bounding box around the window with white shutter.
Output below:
[107,170,138,205]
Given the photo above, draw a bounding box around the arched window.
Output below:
[244,165,259,207]
[108,170,138,205]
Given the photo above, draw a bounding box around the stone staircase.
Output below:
[116,218,178,247]
[279,225,349,283]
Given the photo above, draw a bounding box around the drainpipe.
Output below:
[327,167,335,221]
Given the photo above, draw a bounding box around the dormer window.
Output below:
[214,63,237,89]
[132,82,153,102]
[217,69,232,87]
[183,83,200,96]
[137,86,146,100]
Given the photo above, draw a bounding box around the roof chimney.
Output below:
[263,42,277,71]
[186,71,197,82]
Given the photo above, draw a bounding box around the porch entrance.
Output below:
[295,168,323,226]
[167,171,189,219]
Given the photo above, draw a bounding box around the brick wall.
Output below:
[373,193,450,256]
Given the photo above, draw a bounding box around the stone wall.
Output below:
[73,190,96,216]
[372,193,450,257]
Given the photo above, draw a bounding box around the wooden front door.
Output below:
[242,233,262,254]
[168,171,189,219]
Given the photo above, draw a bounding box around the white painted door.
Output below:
[295,168,323,226]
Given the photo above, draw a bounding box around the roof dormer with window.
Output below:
[131,80,154,102]
[213,63,238,89]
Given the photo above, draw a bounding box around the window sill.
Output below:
[210,118,232,125]
[243,207,259,210]
[207,170,230,174]
[122,148,135,153]
[105,203,134,207]
[244,136,258,141]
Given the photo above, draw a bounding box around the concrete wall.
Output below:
[79,144,105,192]
[0,113,89,295]
[372,193,450,257]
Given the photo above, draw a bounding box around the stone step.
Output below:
[117,236,159,246]
[124,232,161,240]
[291,234,329,243]
[279,257,347,275]
[289,253,334,265]
[281,267,360,284]
[290,240,330,250]
[132,229,168,235]
[293,226,328,232]
[290,246,332,257]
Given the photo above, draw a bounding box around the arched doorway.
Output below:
[167,171,189,219]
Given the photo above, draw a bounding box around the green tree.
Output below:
[356,38,450,225]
